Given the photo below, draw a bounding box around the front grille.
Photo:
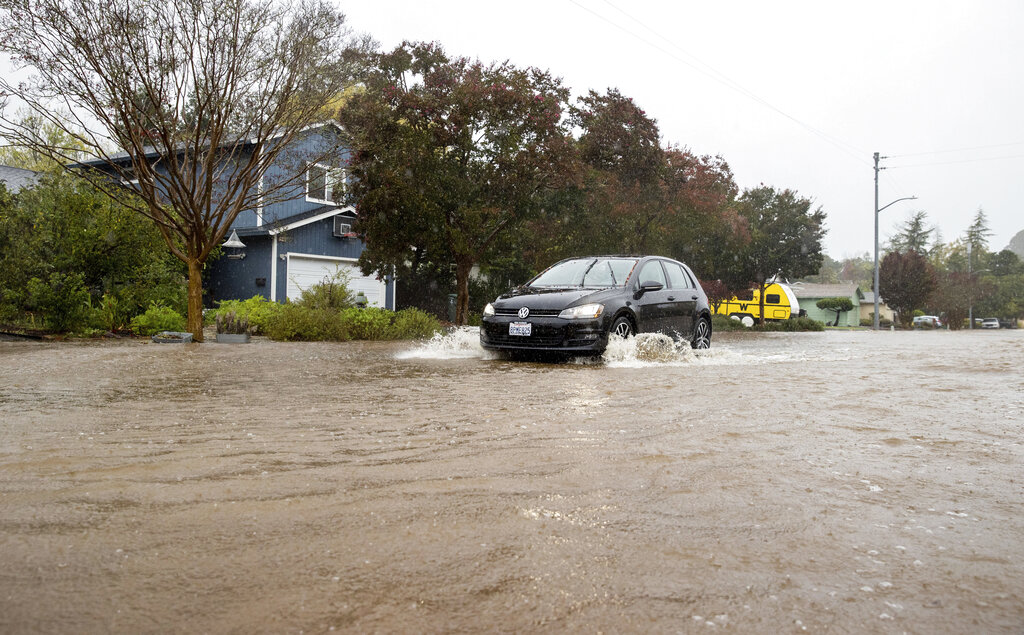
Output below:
[494,307,561,317]
[482,323,565,347]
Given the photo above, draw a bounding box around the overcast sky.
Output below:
[342,0,1024,259]
[3,1,1021,259]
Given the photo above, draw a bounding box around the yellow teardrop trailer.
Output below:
[713,282,801,322]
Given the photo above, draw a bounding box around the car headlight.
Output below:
[558,303,604,320]
[483,303,495,317]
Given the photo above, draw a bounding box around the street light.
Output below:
[873,152,917,330]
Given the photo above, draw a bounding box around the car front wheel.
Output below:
[691,317,711,349]
[610,315,635,339]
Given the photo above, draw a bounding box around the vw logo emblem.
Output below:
[518,306,530,319]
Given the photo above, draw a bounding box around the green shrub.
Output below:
[25,272,91,332]
[216,310,251,335]
[263,304,349,341]
[389,307,442,339]
[213,295,282,335]
[296,271,353,310]
[93,292,130,332]
[759,316,825,332]
[710,313,823,332]
[130,302,186,336]
[711,314,744,331]
[340,307,392,340]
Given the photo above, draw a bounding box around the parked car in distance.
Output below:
[981,317,1000,329]
[480,255,712,355]
[912,315,942,328]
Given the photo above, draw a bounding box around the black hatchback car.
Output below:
[480,255,712,355]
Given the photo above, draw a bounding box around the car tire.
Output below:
[691,316,712,349]
[610,315,635,339]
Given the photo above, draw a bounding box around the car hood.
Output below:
[495,287,619,310]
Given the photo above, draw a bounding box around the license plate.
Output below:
[509,322,532,336]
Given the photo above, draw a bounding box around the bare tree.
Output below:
[0,0,370,339]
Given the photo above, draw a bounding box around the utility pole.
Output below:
[873,153,881,330]
[873,152,916,330]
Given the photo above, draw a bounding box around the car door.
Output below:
[662,260,696,337]
[633,260,672,333]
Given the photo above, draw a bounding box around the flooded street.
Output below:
[1,329,1022,633]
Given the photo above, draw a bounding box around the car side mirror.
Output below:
[635,281,663,298]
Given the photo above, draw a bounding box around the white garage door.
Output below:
[286,255,387,307]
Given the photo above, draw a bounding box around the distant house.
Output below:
[0,165,40,192]
[859,291,895,323]
[76,124,395,309]
[791,283,863,326]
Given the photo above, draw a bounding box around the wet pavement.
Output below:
[1,329,1022,633]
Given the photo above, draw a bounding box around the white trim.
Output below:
[268,206,356,235]
[305,162,333,204]
[286,251,359,264]
[255,145,265,226]
[270,235,279,301]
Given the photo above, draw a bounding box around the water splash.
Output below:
[600,333,700,367]
[396,327,497,360]
[396,327,849,366]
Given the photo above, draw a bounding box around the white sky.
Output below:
[341,0,1024,259]
[3,1,1021,259]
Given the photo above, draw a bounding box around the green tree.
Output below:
[928,272,970,329]
[569,89,663,254]
[340,42,576,324]
[730,186,826,324]
[965,207,993,254]
[879,250,937,326]
[0,172,184,329]
[816,296,854,326]
[0,113,89,171]
[888,210,933,254]
[1,0,368,340]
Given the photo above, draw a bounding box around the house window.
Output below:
[306,163,343,203]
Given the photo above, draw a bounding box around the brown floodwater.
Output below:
[0,329,1022,633]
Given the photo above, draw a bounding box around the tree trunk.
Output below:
[455,259,472,326]
[187,259,204,342]
[757,280,767,325]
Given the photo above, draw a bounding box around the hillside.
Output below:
[1008,229,1024,259]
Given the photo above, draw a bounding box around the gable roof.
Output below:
[234,204,355,237]
[791,283,863,300]
[73,121,345,168]
[0,165,40,192]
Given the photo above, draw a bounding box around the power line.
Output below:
[568,0,868,165]
[887,153,1024,169]
[887,140,1024,159]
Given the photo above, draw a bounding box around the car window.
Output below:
[530,259,594,288]
[582,261,616,287]
[766,294,781,304]
[608,259,638,286]
[637,261,667,288]
[663,261,692,289]
[530,258,638,288]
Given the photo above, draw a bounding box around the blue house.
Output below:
[79,123,395,309]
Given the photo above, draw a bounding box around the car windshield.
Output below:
[529,258,639,289]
